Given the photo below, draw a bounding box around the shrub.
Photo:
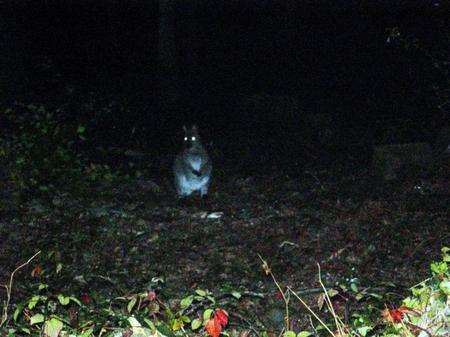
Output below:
[0,103,86,195]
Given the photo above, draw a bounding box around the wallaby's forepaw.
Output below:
[192,169,202,177]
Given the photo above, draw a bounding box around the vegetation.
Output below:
[0,103,449,337]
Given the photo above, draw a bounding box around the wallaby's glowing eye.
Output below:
[184,137,188,141]
[191,136,196,141]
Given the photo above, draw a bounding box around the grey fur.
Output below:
[173,125,212,196]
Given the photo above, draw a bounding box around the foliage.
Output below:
[261,247,449,337]
[0,103,86,195]
[2,265,233,337]
[379,247,449,337]
[2,248,447,337]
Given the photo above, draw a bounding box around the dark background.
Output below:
[1,0,448,167]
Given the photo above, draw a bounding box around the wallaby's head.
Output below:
[182,125,202,150]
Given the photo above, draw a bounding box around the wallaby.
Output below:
[173,125,212,197]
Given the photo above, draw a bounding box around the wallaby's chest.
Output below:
[184,152,206,171]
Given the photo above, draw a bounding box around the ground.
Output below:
[0,157,449,333]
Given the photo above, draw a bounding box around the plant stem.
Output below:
[1,251,41,327]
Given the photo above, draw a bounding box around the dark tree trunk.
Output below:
[158,0,180,128]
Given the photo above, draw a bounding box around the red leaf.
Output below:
[382,306,413,323]
[205,318,222,337]
[214,309,228,327]
[389,309,404,323]
[80,293,91,304]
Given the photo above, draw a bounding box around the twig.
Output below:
[288,287,336,337]
[308,314,319,336]
[1,251,41,327]
[258,255,290,331]
[317,264,345,337]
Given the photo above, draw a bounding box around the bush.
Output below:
[0,103,86,195]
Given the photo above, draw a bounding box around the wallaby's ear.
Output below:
[192,125,198,133]
[183,125,187,133]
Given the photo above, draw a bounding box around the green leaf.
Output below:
[350,283,358,292]
[128,296,137,313]
[13,304,24,322]
[180,295,194,309]
[195,289,207,297]
[368,293,383,300]
[28,296,42,310]
[191,319,202,330]
[203,308,213,321]
[69,297,82,306]
[38,284,48,291]
[431,261,447,275]
[180,315,191,323]
[231,291,241,299]
[39,185,49,192]
[144,318,156,331]
[284,330,296,337]
[30,313,45,325]
[77,125,86,134]
[403,297,420,309]
[441,247,449,261]
[297,331,312,337]
[439,280,450,295]
[56,263,62,274]
[128,316,142,327]
[57,294,70,306]
[327,288,339,297]
[21,327,31,334]
[44,318,63,337]
[356,326,373,336]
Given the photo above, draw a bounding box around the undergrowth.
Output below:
[0,248,448,337]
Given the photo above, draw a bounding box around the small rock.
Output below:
[207,212,224,219]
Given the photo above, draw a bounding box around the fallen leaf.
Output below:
[215,309,228,327]
[382,306,413,323]
[205,318,222,337]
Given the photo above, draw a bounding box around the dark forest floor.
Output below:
[0,157,449,334]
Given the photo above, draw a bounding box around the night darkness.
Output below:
[2,0,448,166]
